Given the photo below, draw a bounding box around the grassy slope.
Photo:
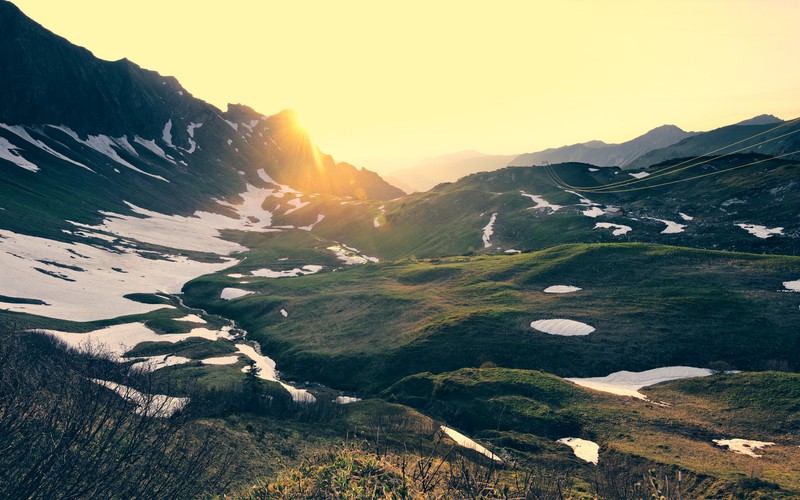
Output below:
[184,241,800,393]
[279,159,800,260]
[384,367,800,495]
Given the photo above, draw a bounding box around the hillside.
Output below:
[268,156,799,260]
[182,242,800,392]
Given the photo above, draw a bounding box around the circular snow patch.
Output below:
[543,285,582,294]
[531,319,595,336]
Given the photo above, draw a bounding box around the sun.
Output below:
[282,109,308,137]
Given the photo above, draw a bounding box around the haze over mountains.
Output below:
[2,0,800,497]
[390,115,800,192]
[510,124,697,168]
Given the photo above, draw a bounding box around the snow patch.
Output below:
[582,207,605,218]
[284,197,310,215]
[373,205,387,228]
[49,126,168,182]
[0,229,236,321]
[298,214,325,231]
[173,314,206,323]
[162,120,174,146]
[628,171,650,179]
[91,379,188,418]
[130,354,192,372]
[441,426,502,462]
[249,265,324,278]
[334,396,361,404]
[1,123,94,171]
[679,212,694,221]
[201,355,240,366]
[736,224,783,239]
[184,122,203,153]
[543,285,582,294]
[220,288,254,300]
[328,244,378,265]
[236,343,315,403]
[649,218,685,234]
[84,180,280,255]
[482,213,497,248]
[133,136,174,164]
[0,136,39,172]
[531,319,595,336]
[557,437,599,464]
[713,439,774,458]
[520,192,562,212]
[256,168,298,194]
[783,280,800,292]
[44,322,227,358]
[567,366,714,400]
[565,190,593,205]
[594,222,632,236]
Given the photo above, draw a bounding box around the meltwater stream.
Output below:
[173,294,317,403]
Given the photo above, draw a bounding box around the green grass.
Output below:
[646,371,800,435]
[381,366,800,494]
[385,368,586,438]
[125,338,238,360]
[184,242,800,392]
[278,159,800,261]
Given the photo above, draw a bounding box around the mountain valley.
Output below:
[1,1,799,498]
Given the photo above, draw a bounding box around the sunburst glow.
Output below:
[10,1,800,174]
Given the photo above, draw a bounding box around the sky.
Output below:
[11,0,800,174]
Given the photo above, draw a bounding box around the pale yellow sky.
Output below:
[11,0,800,173]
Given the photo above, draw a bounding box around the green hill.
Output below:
[184,242,800,392]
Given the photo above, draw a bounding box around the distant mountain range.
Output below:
[390,125,697,192]
[510,124,697,168]
[391,114,799,192]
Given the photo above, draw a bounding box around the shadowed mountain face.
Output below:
[0,1,210,139]
[0,0,403,210]
[510,125,697,168]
